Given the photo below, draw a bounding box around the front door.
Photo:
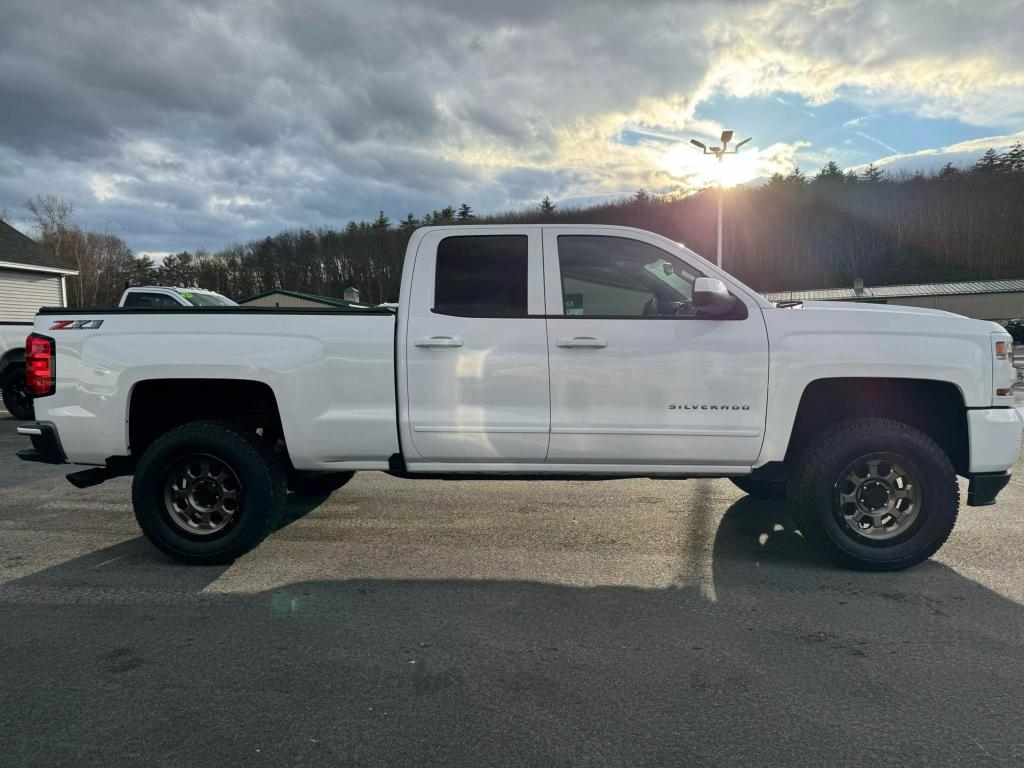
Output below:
[403,228,550,463]
[543,229,769,467]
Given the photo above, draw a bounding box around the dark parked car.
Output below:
[1004,319,1024,344]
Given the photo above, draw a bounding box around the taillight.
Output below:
[25,333,55,397]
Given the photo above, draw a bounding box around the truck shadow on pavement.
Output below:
[2,495,1023,767]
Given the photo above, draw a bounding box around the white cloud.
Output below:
[0,0,1021,252]
[850,130,1024,173]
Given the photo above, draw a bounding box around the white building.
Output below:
[0,220,78,321]
[765,278,1024,322]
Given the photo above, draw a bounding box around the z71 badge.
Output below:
[49,319,105,330]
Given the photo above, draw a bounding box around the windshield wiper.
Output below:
[774,300,803,308]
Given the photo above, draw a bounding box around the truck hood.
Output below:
[783,300,1003,334]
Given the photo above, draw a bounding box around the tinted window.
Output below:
[123,292,182,308]
[434,235,528,317]
[557,236,701,318]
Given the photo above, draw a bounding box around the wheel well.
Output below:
[785,378,969,475]
[0,349,25,382]
[128,379,284,457]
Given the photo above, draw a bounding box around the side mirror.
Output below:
[692,277,738,317]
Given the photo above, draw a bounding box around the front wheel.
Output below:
[1,369,34,420]
[787,418,959,571]
[132,421,286,564]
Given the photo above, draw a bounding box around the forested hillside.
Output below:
[11,144,1024,307]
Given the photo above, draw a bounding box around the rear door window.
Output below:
[433,235,529,317]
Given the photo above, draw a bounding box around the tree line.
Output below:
[14,142,1024,307]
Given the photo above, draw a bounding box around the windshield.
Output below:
[179,291,237,306]
[642,258,696,301]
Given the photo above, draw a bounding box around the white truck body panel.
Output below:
[37,312,398,467]
[758,300,1011,469]
[25,224,1022,479]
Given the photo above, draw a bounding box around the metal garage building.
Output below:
[0,220,78,321]
[239,289,365,309]
[765,279,1024,321]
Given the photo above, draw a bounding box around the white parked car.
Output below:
[118,286,237,308]
[1,286,236,418]
[16,225,1022,570]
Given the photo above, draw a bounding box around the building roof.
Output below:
[0,220,78,274]
[764,278,1024,302]
[239,288,364,308]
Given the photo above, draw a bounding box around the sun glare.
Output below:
[660,142,764,188]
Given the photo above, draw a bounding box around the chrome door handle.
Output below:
[557,336,607,349]
[414,336,464,348]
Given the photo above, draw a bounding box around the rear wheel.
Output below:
[787,417,958,571]
[132,421,286,564]
[1,368,34,420]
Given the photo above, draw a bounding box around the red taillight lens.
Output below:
[25,334,55,397]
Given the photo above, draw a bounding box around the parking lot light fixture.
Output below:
[689,129,752,269]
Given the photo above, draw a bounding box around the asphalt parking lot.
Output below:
[2,413,1024,767]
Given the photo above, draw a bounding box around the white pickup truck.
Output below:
[1,285,235,419]
[16,225,1022,570]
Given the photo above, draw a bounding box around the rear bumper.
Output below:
[16,421,66,465]
[967,471,1011,507]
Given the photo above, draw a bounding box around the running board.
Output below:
[65,458,135,489]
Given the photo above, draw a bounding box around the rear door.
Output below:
[543,228,769,468]
[403,228,550,462]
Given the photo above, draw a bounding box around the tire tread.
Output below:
[787,417,959,570]
[132,420,286,564]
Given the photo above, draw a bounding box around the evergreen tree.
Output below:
[938,162,960,179]
[456,203,473,221]
[999,142,1024,173]
[399,213,419,233]
[539,196,555,215]
[372,210,390,229]
[974,148,999,174]
[785,167,807,185]
[815,161,844,184]
[632,187,651,204]
[860,163,884,183]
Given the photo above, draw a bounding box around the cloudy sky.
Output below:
[1,0,1022,256]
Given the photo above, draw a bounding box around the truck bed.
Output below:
[31,306,399,469]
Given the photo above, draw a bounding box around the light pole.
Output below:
[690,130,751,270]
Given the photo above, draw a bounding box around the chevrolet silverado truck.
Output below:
[16,225,1023,570]
[1,286,236,419]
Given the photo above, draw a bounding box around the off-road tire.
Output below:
[132,420,286,564]
[1,368,34,420]
[731,475,786,500]
[787,417,959,571]
[287,470,355,496]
